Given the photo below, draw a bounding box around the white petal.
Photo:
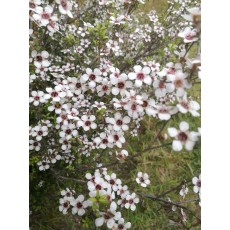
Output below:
[172,140,183,151]
[185,140,195,151]
[95,217,104,227]
[179,121,189,132]
[168,128,178,137]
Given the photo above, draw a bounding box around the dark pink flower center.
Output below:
[77,202,83,209]
[178,132,188,141]
[41,12,50,20]
[137,72,145,80]
[117,82,125,89]
[116,120,123,126]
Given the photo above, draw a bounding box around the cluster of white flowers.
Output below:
[59,168,136,229]
[30,0,201,227]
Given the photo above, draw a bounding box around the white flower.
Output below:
[61,188,75,200]
[105,173,122,191]
[125,193,139,211]
[111,73,132,96]
[113,218,131,230]
[179,185,189,198]
[106,112,130,131]
[166,71,191,97]
[78,115,97,131]
[192,174,201,193]
[29,91,46,106]
[31,125,48,141]
[33,6,54,26]
[56,0,73,18]
[70,195,89,216]
[37,158,50,171]
[59,197,70,214]
[177,93,200,116]
[44,85,66,102]
[168,121,200,151]
[178,27,198,43]
[154,105,178,120]
[81,68,102,88]
[116,149,128,160]
[95,202,121,228]
[96,79,111,97]
[31,50,50,68]
[108,130,126,148]
[136,172,150,187]
[128,65,152,87]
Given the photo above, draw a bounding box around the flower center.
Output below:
[159,81,165,89]
[29,2,36,9]
[102,85,109,91]
[142,101,148,108]
[61,0,68,9]
[66,129,72,135]
[36,55,43,62]
[196,180,201,187]
[51,91,58,97]
[89,74,96,81]
[76,202,83,209]
[131,104,137,111]
[76,83,81,88]
[118,224,124,230]
[178,132,188,141]
[85,121,91,126]
[174,79,183,88]
[95,184,102,190]
[41,12,50,20]
[116,120,123,126]
[137,72,145,80]
[117,82,125,89]
[109,179,115,185]
[129,198,134,204]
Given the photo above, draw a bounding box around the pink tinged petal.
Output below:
[110,201,117,211]
[185,140,195,151]
[172,140,183,151]
[177,104,188,114]
[42,60,50,67]
[94,68,102,75]
[41,51,49,58]
[189,131,199,141]
[144,76,152,85]
[91,123,97,129]
[112,87,119,95]
[179,121,189,132]
[67,10,73,18]
[158,113,170,120]
[192,177,198,184]
[130,204,136,211]
[77,195,84,202]
[33,14,41,21]
[34,62,41,68]
[128,72,136,80]
[134,65,142,73]
[126,81,133,88]
[193,186,199,193]
[59,5,67,14]
[176,88,185,97]
[107,219,115,228]
[95,217,104,227]
[135,80,143,87]
[143,66,151,74]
